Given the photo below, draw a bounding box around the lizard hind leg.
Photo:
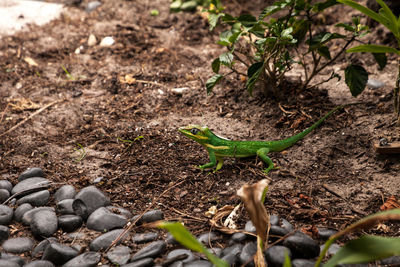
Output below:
[256,147,275,174]
[215,157,224,172]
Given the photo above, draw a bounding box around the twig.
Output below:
[0,104,9,125]
[0,99,64,138]
[106,178,187,252]
[2,184,50,205]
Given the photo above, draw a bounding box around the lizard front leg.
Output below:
[256,147,275,174]
[198,149,217,170]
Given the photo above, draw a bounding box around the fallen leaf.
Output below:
[237,179,270,244]
[380,196,400,211]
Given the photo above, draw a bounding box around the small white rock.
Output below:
[99,36,115,47]
[367,78,385,89]
[158,89,164,95]
[171,87,189,95]
[87,34,97,46]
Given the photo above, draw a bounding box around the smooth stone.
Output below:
[0,205,13,225]
[89,229,129,251]
[197,232,219,245]
[86,207,127,232]
[106,206,133,219]
[167,249,196,263]
[282,231,320,259]
[0,259,19,267]
[185,260,212,267]
[11,177,49,195]
[14,203,33,222]
[0,189,10,202]
[73,186,110,220]
[230,232,247,243]
[56,199,75,215]
[166,233,179,245]
[292,259,318,267]
[280,218,294,231]
[18,167,45,181]
[31,209,58,238]
[107,245,131,265]
[211,247,222,257]
[244,221,256,233]
[367,78,385,89]
[264,245,292,267]
[318,228,337,240]
[132,209,164,225]
[0,253,25,266]
[32,238,58,257]
[54,185,76,202]
[269,225,290,238]
[22,207,54,225]
[239,242,257,265]
[0,225,9,242]
[62,251,101,267]
[221,253,239,266]
[132,232,158,243]
[2,237,34,253]
[42,243,78,265]
[320,243,341,256]
[58,215,83,232]
[0,180,13,192]
[380,255,400,265]
[122,258,154,267]
[17,190,50,206]
[221,243,243,257]
[24,260,55,267]
[270,214,279,225]
[131,240,166,261]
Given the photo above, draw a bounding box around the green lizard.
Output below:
[179,105,351,174]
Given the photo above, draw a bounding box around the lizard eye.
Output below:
[190,128,199,135]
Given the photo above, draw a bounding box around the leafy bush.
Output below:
[338,0,400,125]
[206,0,370,98]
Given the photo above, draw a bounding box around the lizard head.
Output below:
[178,125,213,144]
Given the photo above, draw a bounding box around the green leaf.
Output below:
[238,14,257,28]
[324,235,400,267]
[345,65,368,97]
[308,32,346,50]
[158,222,229,267]
[217,31,233,46]
[206,74,223,94]
[170,0,182,12]
[219,52,233,67]
[208,13,224,30]
[312,0,338,12]
[335,22,355,32]
[347,44,400,54]
[283,251,292,267]
[246,62,263,95]
[317,45,331,59]
[211,58,220,73]
[376,0,399,36]
[292,19,310,44]
[337,0,397,35]
[372,52,387,70]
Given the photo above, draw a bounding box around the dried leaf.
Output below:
[380,196,400,211]
[237,179,270,244]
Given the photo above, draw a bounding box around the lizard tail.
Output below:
[273,103,356,152]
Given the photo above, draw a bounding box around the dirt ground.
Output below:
[0,0,399,244]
